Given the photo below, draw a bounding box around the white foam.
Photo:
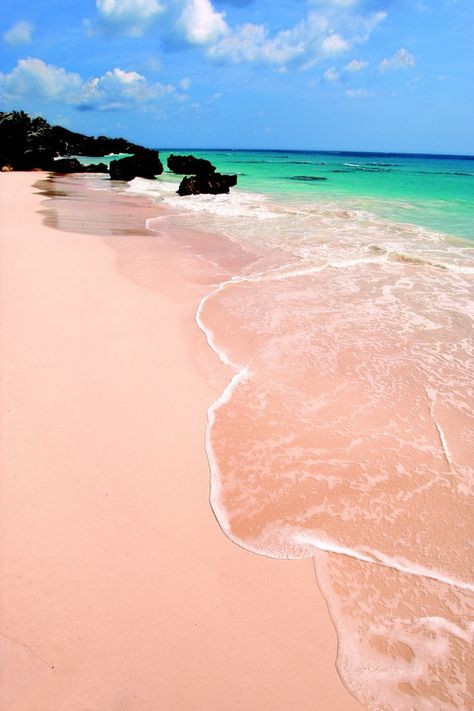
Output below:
[416,616,474,644]
[434,421,454,468]
[126,176,282,220]
[205,365,251,533]
[125,168,474,597]
[163,190,280,220]
[194,251,474,593]
[196,278,245,370]
[291,530,474,591]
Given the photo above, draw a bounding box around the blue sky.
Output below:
[1,0,472,152]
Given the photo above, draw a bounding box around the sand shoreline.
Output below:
[0,172,362,710]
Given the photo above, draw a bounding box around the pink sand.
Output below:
[0,173,363,711]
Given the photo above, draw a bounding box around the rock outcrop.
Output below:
[109,149,163,181]
[178,172,237,196]
[52,158,109,173]
[167,153,216,175]
[0,110,148,171]
[0,111,235,193]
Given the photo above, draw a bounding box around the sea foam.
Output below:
[128,169,474,711]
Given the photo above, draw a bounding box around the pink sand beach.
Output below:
[0,172,364,710]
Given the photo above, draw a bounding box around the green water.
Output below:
[80,149,474,240]
[159,149,474,241]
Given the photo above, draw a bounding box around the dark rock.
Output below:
[82,163,109,173]
[49,158,87,173]
[178,172,237,196]
[49,125,145,157]
[0,110,150,171]
[21,147,57,170]
[168,153,216,175]
[46,158,109,173]
[109,149,163,181]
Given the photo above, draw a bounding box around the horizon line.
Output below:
[154,147,474,159]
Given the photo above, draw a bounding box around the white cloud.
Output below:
[78,67,162,109]
[351,11,386,43]
[208,15,348,66]
[0,58,82,103]
[96,0,164,36]
[90,0,385,70]
[94,0,229,44]
[179,77,191,90]
[0,58,180,111]
[3,21,34,46]
[379,48,415,72]
[345,58,368,72]
[176,0,228,44]
[207,23,268,63]
[321,33,349,56]
[345,87,372,98]
[323,67,339,81]
[207,5,384,68]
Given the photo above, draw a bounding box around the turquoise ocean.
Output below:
[87,148,474,240]
[158,149,474,240]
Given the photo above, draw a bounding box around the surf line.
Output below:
[196,274,474,595]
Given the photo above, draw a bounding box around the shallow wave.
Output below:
[128,172,474,709]
[196,246,474,709]
[127,176,283,220]
[342,163,393,172]
[128,176,474,274]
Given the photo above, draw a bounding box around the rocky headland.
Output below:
[0,111,237,194]
[0,111,148,171]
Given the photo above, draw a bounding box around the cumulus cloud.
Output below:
[176,0,228,44]
[207,15,348,66]
[0,57,179,110]
[89,0,386,70]
[207,23,284,63]
[3,21,34,46]
[321,33,349,56]
[345,58,368,71]
[379,48,415,72]
[0,58,82,103]
[77,67,170,109]
[96,0,164,36]
[323,67,339,81]
[94,0,228,43]
[207,5,384,68]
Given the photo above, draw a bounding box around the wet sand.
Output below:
[0,172,363,711]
